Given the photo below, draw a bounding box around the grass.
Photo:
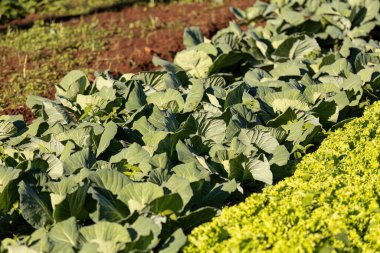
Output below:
[0,19,111,110]
[0,4,195,110]
[0,0,151,24]
[0,0,213,25]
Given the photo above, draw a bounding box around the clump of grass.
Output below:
[0,0,214,25]
[0,0,137,24]
[0,19,112,109]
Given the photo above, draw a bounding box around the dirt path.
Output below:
[0,0,254,123]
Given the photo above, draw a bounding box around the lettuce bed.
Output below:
[185,102,380,252]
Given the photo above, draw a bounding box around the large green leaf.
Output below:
[147,89,184,113]
[177,207,217,231]
[194,115,226,144]
[246,157,272,185]
[263,89,310,113]
[124,81,147,112]
[142,131,169,155]
[152,55,184,74]
[202,180,237,207]
[110,143,150,165]
[183,82,204,113]
[55,127,92,148]
[208,52,246,75]
[127,216,161,250]
[118,182,164,212]
[304,83,340,104]
[53,183,89,222]
[76,94,108,111]
[270,62,302,78]
[238,129,279,154]
[88,169,131,196]
[43,154,64,180]
[43,102,72,125]
[79,222,131,253]
[172,162,210,183]
[174,49,213,78]
[280,6,305,26]
[272,35,320,60]
[0,166,21,215]
[149,193,183,214]
[63,148,96,174]
[224,83,245,109]
[319,58,353,77]
[229,154,272,185]
[48,217,78,248]
[89,187,130,223]
[18,181,53,229]
[270,145,290,166]
[56,70,89,100]
[164,175,193,208]
[158,229,186,253]
[96,121,118,157]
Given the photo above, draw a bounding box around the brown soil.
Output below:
[0,106,35,124]
[82,1,254,73]
[0,0,255,123]
[0,13,44,30]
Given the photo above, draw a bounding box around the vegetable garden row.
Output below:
[185,99,380,252]
[0,0,379,252]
